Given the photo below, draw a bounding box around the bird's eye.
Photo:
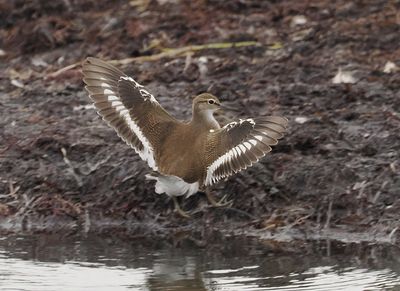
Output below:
[208,99,215,104]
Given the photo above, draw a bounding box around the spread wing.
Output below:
[82,57,179,171]
[205,116,288,186]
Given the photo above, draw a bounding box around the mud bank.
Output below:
[1,0,399,244]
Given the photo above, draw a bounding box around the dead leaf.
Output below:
[11,79,24,88]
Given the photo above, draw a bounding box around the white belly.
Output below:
[145,174,199,197]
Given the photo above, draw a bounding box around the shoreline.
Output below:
[0,215,396,245]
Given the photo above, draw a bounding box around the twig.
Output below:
[183,53,193,73]
[61,147,83,187]
[326,239,331,257]
[373,180,388,204]
[324,195,333,229]
[80,155,112,176]
[47,63,80,79]
[388,227,398,243]
[16,194,39,216]
[292,214,312,227]
[110,41,262,65]
[8,181,20,198]
[84,208,91,234]
[47,40,267,77]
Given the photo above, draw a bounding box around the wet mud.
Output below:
[0,0,399,244]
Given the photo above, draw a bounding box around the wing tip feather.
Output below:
[205,115,288,186]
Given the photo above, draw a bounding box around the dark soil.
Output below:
[0,0,399,244]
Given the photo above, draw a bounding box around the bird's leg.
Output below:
[171,196,191,218]
[205,188,233,207]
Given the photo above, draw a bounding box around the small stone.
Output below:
[332,68,356,84]
[322,143,336,151]
[270,187,279,194]
[295,116,309,124]
[31,57,49,67]
[383,61,399,74]
[291,15,308,27]
[73,104,95,111]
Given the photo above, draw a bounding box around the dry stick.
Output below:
[84,208,91,234]
[48,41,267,78]
[47,63,78,78]
[80,155,112,176]
[109,41,262,65]
[324,196,333,229]
[15,195,39,216]
[388,227,398,243]
[61,147,83,187]
[8,181,20,198]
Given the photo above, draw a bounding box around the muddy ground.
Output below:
[0,0,399,244]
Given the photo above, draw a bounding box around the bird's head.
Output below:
[192,93,221,113]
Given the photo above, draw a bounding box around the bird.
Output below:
[82,57,288,217]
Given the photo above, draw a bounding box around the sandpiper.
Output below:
[82,58,288,217]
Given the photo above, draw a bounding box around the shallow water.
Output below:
[1,234,400,291]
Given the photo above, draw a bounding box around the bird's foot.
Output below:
[172,196,191,218]
[175,207,192,218]
[206,191,233,208]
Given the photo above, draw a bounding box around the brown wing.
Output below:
[82,57,179,170]
[205,116,288,186]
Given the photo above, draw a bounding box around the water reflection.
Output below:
[0,257,150,291]
[0,235,399,290]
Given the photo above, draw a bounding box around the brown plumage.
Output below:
[82,57,288,216]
